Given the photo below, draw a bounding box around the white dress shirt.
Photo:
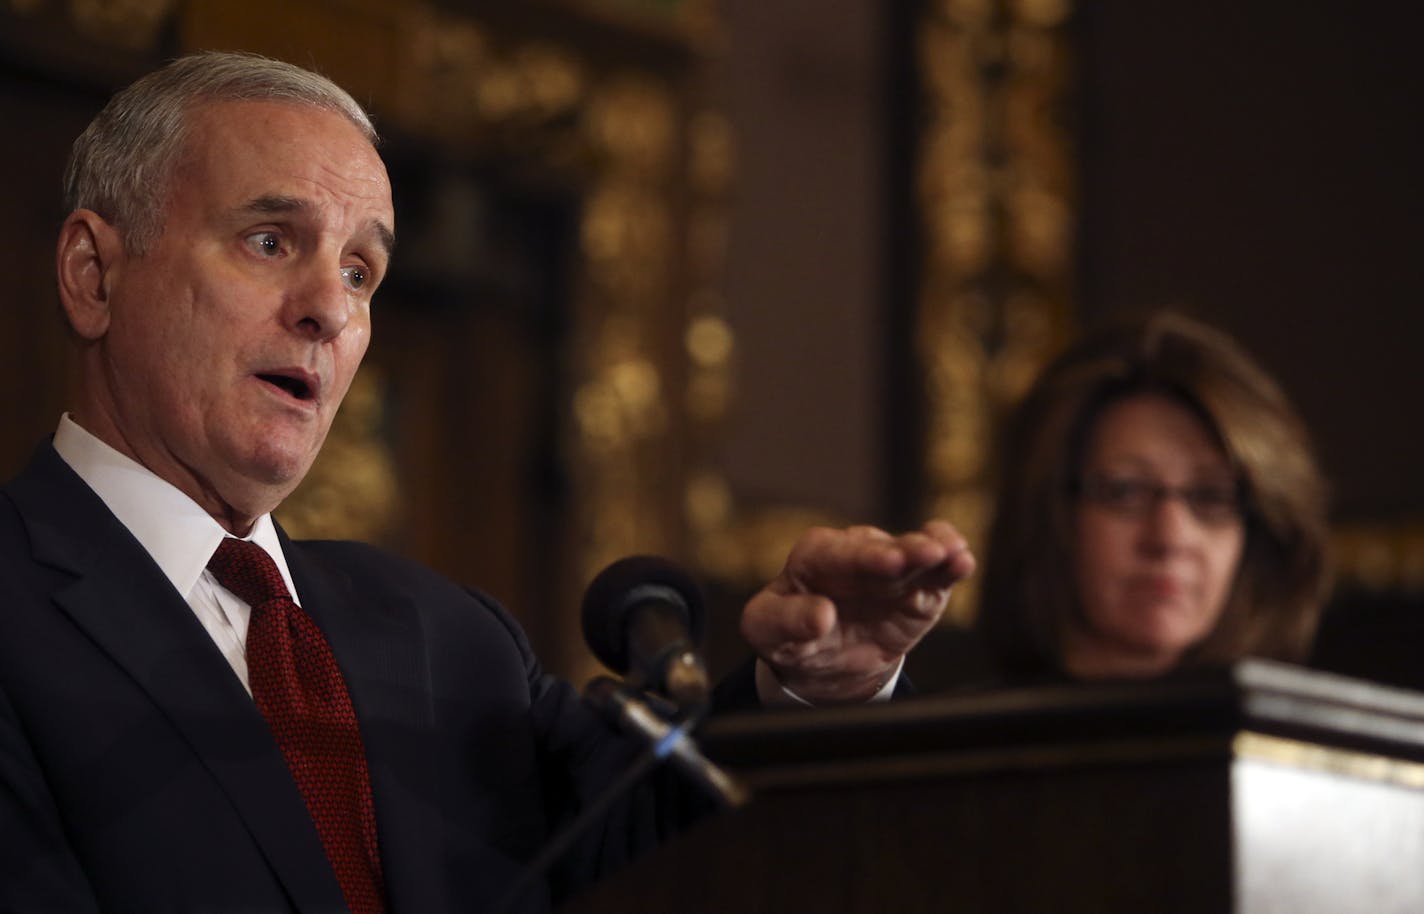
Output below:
[52,414,296,695]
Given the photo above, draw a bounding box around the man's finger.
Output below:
[740,590,836,652]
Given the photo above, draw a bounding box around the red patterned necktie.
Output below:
[208,537,386,914]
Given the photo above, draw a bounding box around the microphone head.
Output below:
[580,555,707,674]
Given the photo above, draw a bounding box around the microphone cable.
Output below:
[488,683,747,914]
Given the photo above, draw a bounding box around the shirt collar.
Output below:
[52,414,298,601]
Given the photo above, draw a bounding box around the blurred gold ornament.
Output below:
[278,370,399,543]
[66,0,175,50]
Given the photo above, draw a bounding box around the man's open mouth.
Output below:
[258,373,315,401]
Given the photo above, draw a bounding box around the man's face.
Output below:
[89,100,394,528]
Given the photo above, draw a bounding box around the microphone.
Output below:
[581,555,710,709]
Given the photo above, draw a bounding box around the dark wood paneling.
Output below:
[0,61,109,479]
[1077,2,1424,522]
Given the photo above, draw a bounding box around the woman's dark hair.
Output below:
[975,311,1331,677]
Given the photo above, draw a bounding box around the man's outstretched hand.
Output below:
[740,521,975,705]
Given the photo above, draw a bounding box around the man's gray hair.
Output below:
[63,50,378,254]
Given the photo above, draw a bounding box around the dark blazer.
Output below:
[0,443,673,913]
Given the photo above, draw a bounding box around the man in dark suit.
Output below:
[0,51,974,912]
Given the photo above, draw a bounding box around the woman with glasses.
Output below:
[973,311,1331,681]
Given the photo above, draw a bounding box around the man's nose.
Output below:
[287,261,352,341]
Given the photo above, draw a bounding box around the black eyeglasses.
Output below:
[1075,473,1244,525]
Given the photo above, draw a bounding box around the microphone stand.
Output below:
[583,677,748,809]
[489,678,749,914]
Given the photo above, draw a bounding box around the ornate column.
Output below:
[915,0,1077,620]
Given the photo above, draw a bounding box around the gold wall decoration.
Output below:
[276,370,400,544]
[569,71,681,590]
[680,1,1080,597]
[66,0,177,50]
[610,2,842,593]
[680,56,753,582]
[5,0,177,51]
[669,14,846,590]
[398,15,590,153]
[1333,523,1424,597]
[916,0,1077,623]
[566,0,723,48]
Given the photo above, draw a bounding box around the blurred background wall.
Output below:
[1,0,1420,686]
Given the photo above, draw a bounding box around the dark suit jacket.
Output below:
[0,443,678,913]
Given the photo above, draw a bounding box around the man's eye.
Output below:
[246,231,284,257]
[340,265,368,291]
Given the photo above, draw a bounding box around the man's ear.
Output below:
[56,209,126,341]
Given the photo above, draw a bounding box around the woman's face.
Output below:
[1065,392,1246,678]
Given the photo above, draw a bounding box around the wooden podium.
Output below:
[561,661,1424,913]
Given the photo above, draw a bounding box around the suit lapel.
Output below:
[6,445,346,911]
[281,531,447,914]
